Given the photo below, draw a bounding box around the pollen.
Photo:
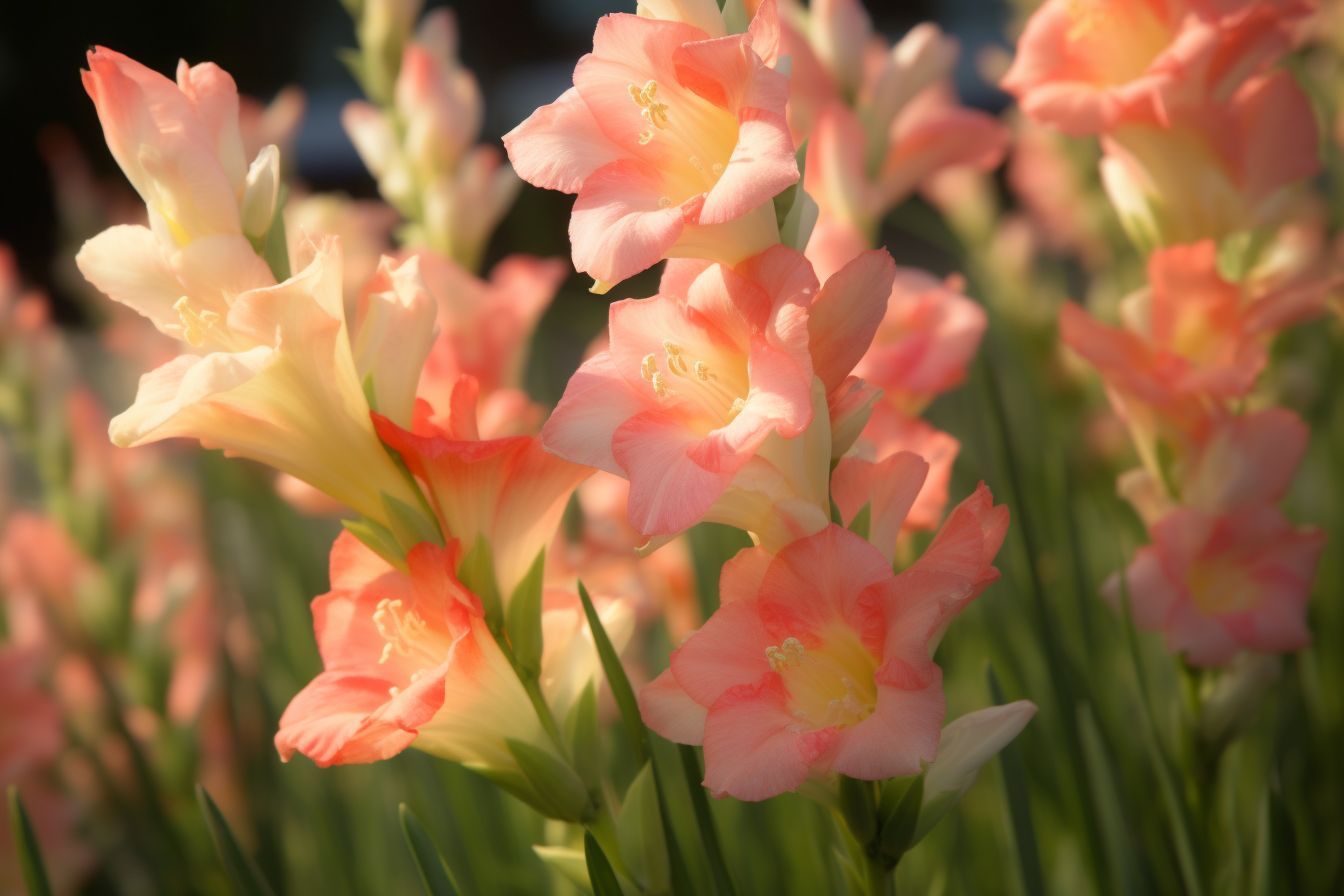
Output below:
[651,371,669,398]
[641,353,658,382]
[628,80,669,140]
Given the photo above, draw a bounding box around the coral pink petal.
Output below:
[639,667,708,745]
[701,676,810,800]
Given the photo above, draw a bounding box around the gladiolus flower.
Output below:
[84,239,435,548]
[374,379,591,599]
[503,3,797,290]
[275,532,632,780]
[1105,506,1322,666]
[640,489,1007,800]
[833,405,961,561]
[413,250,566,428]
[1001,0,1312,136]
[853,269,987,416]
[543,245,893,545]
[81,47,281,247]
[1058,241,1323,428]
[1099,70,1321,248]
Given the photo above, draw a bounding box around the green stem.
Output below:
[864,851,892,896]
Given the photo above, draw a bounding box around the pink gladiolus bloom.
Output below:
[1106,506,1323,666]
[797,21,1007,276]
[413,251,566,432]
[640,489,1008,800]
[374,380,591,598]
[503,3,797,290]
[1001,0,1312,136]
[1058,241,1321,425]
[833,404,961,560]
[543,245,893,544]
[81,47,280,247]
[276,532,545,767]
[1100,69,1321,247]
[853,269,987,416]
[276,531,631,770]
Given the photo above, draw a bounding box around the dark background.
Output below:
[0,0,1011,320]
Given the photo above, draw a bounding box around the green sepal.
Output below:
[459,537,504,633]
[839,775,878,847]
[341,517,404,568]
[381,493,443,550]
[398,804,460,896]
[877,774,924,863]
[505,738,592,822]
[564,682,601,793]
[506,550,546,678]
[245,183,291,282]
[618,762,670,893]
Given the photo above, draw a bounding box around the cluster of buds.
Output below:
[1003,0,1332,668]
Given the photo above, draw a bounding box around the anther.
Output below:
[641,353,658,381]
[651,371,668,398]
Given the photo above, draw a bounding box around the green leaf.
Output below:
[846,503,872,542]
[506,550,546,678]
[839,775,878,846]
[564,682,601,792]
[677,745,736,896]
[1078,705,1143,896]
[986,667,1047,896]
[577,580,646,765]
[197,785,277,896]
[584,831,624,896]
[877,775,923,863]
[7,787,53,896]
[505,738,592,822]
[399,804,460,896]
[459,537,503,633]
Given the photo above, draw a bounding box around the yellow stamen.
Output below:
[628,80,669,141]
[173,296,221,348]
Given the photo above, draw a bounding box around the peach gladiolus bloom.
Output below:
[276,532,631,772]
[81,47,277,245]
[1100,69,1321,248]
[503,3,797,291]
[374,378,591,599]
[543,245,893,545]
[412,250,566,435]
[1106,507,1322,666]
[1059,241,1323,425]
[853,269,987,416]
[1001,0,1312,136]
[640,489,1007,800]
[832,404,961,561]
[84,239,434,547]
